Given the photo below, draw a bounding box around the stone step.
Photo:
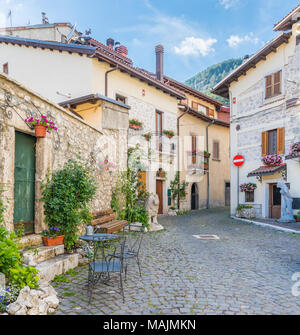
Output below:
[18,234,42,248]
[36,253,79,283]
[22,245,65,266]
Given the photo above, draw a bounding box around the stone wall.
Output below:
[0,74,128,233]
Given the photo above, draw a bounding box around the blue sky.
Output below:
[0,0,299,82]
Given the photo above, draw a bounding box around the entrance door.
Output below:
[191,183,199,210]
[225,182,231,207]
[14,131,36,234]
[156,180,163,214]
[269,183,281,219]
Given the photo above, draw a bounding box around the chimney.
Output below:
[106,38,114,49]
[116,45,128,57]
[155,45,164,81]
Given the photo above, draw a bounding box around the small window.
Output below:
[116,94,126,104]
[262,128,285,155]
[265,70,282,99]
[192,101,207,114]
[267,129,277,155]
[212,141,220,160]
[245,191,254,202]
[3,63,8,74]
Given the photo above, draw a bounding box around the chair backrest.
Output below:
[124,224,145,256]
[90,234,127,271]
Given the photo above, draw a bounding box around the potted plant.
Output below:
[25,115,57,138]
[168,206,177,216]
[240,183,257,192]
[129,119,142,130]
[296,210,300,223]
[235,204,256,219]
[41,226,64,246]
[288,142,300,157]
[203,163,209,170]
[163,130,175,139]
[156,168,166,178]
[98,159,117,172]
[261,154,283,166]
[203,151,211,158]
[142,133,152,141]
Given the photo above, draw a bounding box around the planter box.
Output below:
[129,124,141,130]
[42,235,64,247]
[236,208,256,219]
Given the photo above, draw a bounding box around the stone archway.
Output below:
[191,183,199,210]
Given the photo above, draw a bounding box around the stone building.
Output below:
[0,73,128,234]
[0,23,185,215]
[212,5,300,219]
[163,77,230,210]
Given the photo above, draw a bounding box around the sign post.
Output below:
[233,154,245,208]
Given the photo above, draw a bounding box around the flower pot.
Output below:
[203,164,208,170]
[130,123,141,130]
[34,125,47,138]
[42,235,64,246]
[165,134,173,139]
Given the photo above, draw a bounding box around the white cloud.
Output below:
[219,0,239,9]
[227,33,260,47]
[174,37,217,56]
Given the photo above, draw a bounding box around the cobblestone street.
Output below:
[53,208,300,315]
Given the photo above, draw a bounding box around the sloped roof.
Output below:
[274,4,300,31]
[247,164,286,177]
[212,32,291,98]
[0,35,185,99]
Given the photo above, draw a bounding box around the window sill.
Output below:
[262,93,284,106]
[212,158,221,162]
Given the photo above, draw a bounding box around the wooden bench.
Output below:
[91,209,127,234]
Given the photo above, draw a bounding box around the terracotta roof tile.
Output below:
[247,164,286,177]
[273,4,300,31]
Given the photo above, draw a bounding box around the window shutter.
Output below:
[262,131,268,156]
[277,127,285,154]
[191,135,197,164]
[192,101,198,110]
[265,75,272,98]
[273,71,282,96]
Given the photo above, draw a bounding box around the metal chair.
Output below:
[87,234,127,303]
[113,224,145,281]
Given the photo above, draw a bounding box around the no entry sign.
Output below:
[233,154,245,167]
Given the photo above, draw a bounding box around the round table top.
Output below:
[79,233,118,242]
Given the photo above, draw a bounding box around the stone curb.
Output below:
[231,216,300,234]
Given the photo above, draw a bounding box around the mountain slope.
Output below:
[185,58,243,105]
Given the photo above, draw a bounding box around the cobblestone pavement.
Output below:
[54,208,300,315]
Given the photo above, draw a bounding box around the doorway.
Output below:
[191,183,199,210]
[225,182,231,207]
[269,183,281,219]
[14,131,36,234]
[156,180,163,214]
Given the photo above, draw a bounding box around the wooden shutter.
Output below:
[265,75,272,98]
[191,135,197,164]
[262,131,268,156]
[277,127,285,154]
[273,71,282,96]
[192,101,198,110]
[209,109,214,118]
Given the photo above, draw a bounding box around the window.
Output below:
[191,135,197,164]
[265,70,282,99]
[262,128,285,155]
[156,110,163,152]
[245,191,254,202]
[116,94,126,104]
[192,101,207,114]
[212,141,220,160]
[3,63,8,74]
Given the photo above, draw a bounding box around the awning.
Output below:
[247,164,286,177]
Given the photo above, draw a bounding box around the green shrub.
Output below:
[237,204,253,210]
[0,226,21,277]
[41,159,97,251]
[9,266,39,290]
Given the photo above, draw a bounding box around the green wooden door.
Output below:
[14,131,36,234]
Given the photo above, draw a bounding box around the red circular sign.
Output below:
[233,154,245,167]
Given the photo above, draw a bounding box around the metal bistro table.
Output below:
[79,233,123,302]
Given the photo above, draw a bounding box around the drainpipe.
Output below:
[176,105,190,209]
[105,66,118,97]
[206,119,215,209]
